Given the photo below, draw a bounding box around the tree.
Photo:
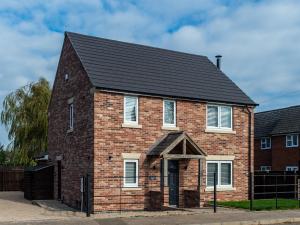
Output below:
[0,78,51,166]
[0,143,6,164]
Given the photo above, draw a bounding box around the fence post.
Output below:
[250,172,253,211]
[298,179,300,208]
[275,175,278,209]
[119,176,122,213]
[213,172,217,213]
[86,173,90,217]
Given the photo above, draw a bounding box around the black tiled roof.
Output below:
[148,132,184,156]
[66,32,256,105]
[255,105,300,138]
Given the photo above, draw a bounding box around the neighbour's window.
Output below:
[124,159,138,187]
[163,100,176,127]
[124,96,138,124]
[286,134,299,148]
[69,102,74,130]
[260,166,271,172]
[286,166,298,172]
[261,137,271,149]
[207,161,232,187]
[207,105,232,129]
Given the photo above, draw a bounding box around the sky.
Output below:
[0,0,300,145]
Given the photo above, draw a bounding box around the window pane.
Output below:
[207,106,218,127]
[207,163,218,186]
[125,97,137,122]
[293,135,298,146]
[125,162,136,184]
[164,101,175,125]
[220,106,231,128]
[221,163,231,185]
[69,104,73,129]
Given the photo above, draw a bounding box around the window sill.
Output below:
[261,148,271,150]
[205,187,236,192]
[122,123,142,129]
[205,128,236,134]
[67,128,73,133]
[161,126,180,131]
[122,187,142,191]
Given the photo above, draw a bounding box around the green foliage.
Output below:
[0,78,51,166]
[217,199,299,210]
[0,143,6,164]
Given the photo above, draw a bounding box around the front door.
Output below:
[168,160,179,207]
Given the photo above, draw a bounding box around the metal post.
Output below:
[250,172,253,211]
[86,173,90,217]
[213,172,217,213]
[275,175,278,209]
[298,179,300,208]
[119,176,122,213]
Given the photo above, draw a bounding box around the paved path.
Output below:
[0,192,79,223]
[94,208,300,225]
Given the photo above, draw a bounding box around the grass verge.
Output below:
[217,199,300,210]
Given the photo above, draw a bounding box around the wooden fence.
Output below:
[0,167,24,191]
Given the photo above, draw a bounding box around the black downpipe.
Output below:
[246,106,254,203]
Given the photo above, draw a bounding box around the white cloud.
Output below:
[0,0,300,144]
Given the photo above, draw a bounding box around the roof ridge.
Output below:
[255,105,300,115]
[65,31,208,60]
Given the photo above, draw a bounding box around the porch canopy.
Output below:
[147,131,206,159]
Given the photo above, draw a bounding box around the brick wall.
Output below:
[255,136,300,171]
[48,36,254,212]
[93,91,254,211]
[48,36,94,209]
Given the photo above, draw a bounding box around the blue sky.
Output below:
[0,0,300,146]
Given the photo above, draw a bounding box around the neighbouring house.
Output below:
[254,105,300,172]
[48,32,257,212]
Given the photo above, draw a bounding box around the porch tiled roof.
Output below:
[148,132,183,156]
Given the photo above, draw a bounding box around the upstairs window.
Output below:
[207,105,232,129]
[261,137,271,149]
[286,134,298,148]
[68,97,74,131]
[163,100,176,127]
[124,96,138,124]
[124,159,138,187]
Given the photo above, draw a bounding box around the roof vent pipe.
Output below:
[215,55,222,69]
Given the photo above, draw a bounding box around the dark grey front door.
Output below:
[168,160,179,206]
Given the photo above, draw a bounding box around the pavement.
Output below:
[1,191,300,225]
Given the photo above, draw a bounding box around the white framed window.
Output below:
[163,100,176,127]
[206,161,232,187]
[207,105,232,130]
[123,159,138,187]
[286,134,299,148]
[69,103,74,130]
[261,137,271,149]
[124,96,138,124]
[260,166,271,171]
[286,166,298,172]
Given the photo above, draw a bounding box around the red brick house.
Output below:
[48,32,256,212]
[254,106,300,172]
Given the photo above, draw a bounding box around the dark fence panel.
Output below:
[0,167,24,191]
[24,165,54,200]
[254,171,298,199]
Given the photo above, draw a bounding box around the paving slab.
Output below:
[94,208,300,225]
[0,192,82,222]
